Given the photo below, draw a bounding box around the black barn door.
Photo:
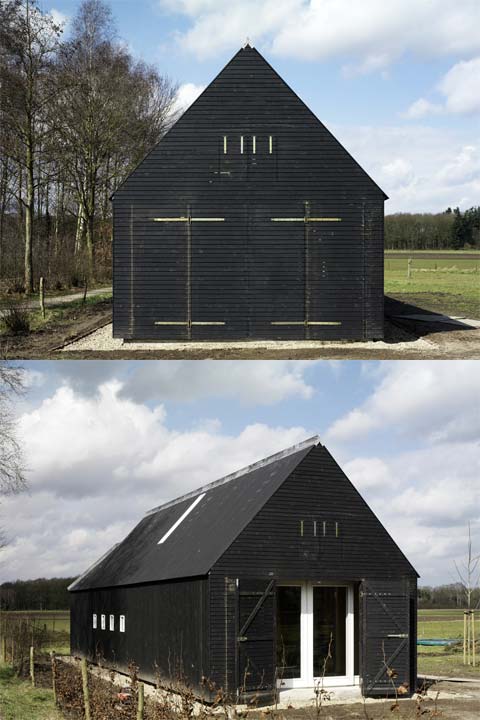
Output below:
[360,579,411,697]
[237,579,276,701]
[192,208,248,339]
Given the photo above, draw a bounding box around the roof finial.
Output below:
[243,36,251,48]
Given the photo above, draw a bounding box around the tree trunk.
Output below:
[25,139,34,294]
[74,201,85,254]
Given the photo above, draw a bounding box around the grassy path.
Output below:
[0,664,62,720]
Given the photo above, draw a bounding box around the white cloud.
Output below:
[351,442,480,584]
[119,360,315,405]
[333,124,480,212]
[160,0,480,67]
[49,8,69,29]
[326,361,480,444]
[2,380,309,579]
[172,82,206,116]
[440,57,480,115]
[404,57,480,118]
[403,98,443,119]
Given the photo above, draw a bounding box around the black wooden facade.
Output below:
[70,437,417,701]
[112,46,387,342]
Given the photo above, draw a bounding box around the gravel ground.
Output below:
[63,322,433,354]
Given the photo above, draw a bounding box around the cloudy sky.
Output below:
[44,0,480,212]
[1,360,479,587]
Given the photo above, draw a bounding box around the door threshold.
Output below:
[277,685,361,706]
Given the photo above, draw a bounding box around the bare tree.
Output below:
[0,361,27,494]
[0,0,62,293]
[454,522,480,610]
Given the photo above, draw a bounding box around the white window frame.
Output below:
[277,582,356,689]
[120,615,126,633]
[92,613,97,629]
[109,614,115,631]
[101,614,106,630]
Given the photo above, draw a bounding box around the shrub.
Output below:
[2,303,31,334]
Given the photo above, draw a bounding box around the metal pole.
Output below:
[464,611,467,664]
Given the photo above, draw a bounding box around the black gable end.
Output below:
[112,45,386,342]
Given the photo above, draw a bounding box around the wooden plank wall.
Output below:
[70,578,209,691]
[208,445,416,693]
[113,47,385,341]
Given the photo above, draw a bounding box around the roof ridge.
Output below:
[145,435,321,516]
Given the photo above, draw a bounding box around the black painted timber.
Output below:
[112,45,386,341]
[69,438,417,700]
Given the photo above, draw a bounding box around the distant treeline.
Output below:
[1,577,479,611]
[385,207,480,250]
[418,583,480,610]
[0,577,76,610]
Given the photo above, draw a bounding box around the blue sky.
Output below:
[41,0,480,213]
[2,359,479,587]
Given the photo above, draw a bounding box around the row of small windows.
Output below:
[299,520,340,537]
[92,613,126,632]
[223,135,273,154]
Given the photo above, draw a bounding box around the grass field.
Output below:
[384,252,480,318]
[0,664,62,720]
[417,608,480,678]
[2,611,70,655]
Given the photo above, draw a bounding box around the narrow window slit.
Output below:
[313,520,317,537]
[300,520,304,537]
[252,135,256,154]
[323,521,326,537]
[223,136,227,154]
[269,135,273,154]
[335,521,339,537]
[240,136,244,154]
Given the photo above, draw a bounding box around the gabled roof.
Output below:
[112,44,387,200]
[69,436,320,591]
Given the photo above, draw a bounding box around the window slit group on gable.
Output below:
[221,135,273,154]
[299,520,341,537]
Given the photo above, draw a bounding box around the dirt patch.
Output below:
[0,300,112,359]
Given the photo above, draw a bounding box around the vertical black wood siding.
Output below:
[70,578,209,691]
[113,47,385,341]
[360,578,417,696]
[208,445,416,695]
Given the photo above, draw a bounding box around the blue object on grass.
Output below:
[417,638,458,646]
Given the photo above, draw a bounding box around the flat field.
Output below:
[385,251,480,318]
[417,608,480,678]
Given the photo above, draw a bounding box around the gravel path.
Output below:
[63,322,433,354]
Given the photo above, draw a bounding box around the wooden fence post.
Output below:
[30,645,35,686]
[81,658,91,720]
[39,277,45,318]
[407,258,412,279]
[472,612,476,667]
[82,277,88,305]
[2,635,6,663]
[137,682,144,720]
[51,652,57,705]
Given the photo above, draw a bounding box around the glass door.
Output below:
[277,583,354,688]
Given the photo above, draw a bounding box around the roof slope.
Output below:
[113,45,387,200]
[69,437,318,591]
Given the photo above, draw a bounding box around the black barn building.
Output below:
[70,437,417,702]
[112,45,387,342]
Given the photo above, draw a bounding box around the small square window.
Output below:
[120,615,126,633]
[101,614,106,630]
[93,613,97,629]
[109,614,115,631]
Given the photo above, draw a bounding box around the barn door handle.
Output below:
[387,633,409,638]
[237,636,248,642]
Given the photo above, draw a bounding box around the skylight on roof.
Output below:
[157,493,206,544]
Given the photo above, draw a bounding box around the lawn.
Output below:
[2,611,70,656]
[0,664,62,720]
[417,608,480,678]
[384,252,480,318]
